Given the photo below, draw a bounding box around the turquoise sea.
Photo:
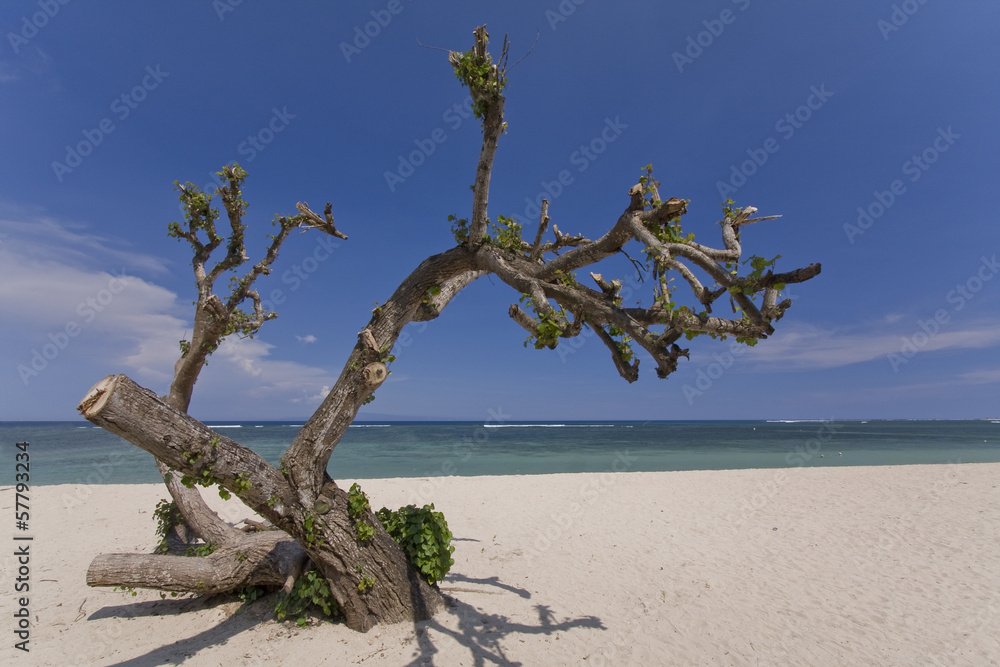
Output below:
[3,420,1000,487]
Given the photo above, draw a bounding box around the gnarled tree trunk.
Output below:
[79,25,820,635]
[80,373,444,630]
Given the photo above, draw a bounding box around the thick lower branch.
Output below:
[87,532,307,594]
[285,246,475,501]
[78,374,295,529]
[414,269,485,321]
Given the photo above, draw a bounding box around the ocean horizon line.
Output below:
[3,417,999,426]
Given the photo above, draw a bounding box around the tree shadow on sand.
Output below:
[404,572,606,666]
[87,573,603,666]
[88,593,275,666]
[89,593,235,620]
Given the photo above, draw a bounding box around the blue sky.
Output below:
[1,1,998,422]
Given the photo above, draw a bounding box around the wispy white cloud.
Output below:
[122,307,339,406]
[959,368,1000,385]
[290,385,331,404]
[2,215,338,413]
[0,214,170,276]
[0,47,59,88]
[0,246,180,331]
[296,334,318,344]
[737,321,1000,370]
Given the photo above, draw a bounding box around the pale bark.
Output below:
[80,24,821,635]
[79,374,444,630]
[87,531,306,594]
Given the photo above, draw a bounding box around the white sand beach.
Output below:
[4,463,999,666]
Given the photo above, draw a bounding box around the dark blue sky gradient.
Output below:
[1,1,998,421]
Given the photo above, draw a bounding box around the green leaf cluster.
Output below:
[729,254,782,296]
[232,472,252,495]
[180,466,220,491]
[152,498,216,556]
[168,182,219,242]
[153,499,182,554]
[378,344,396,366]
[275,569,339,626]
[553,270,577,288]
[422,284,442,305]
[747,254,781,280]
[357,573,376,592]
[236,586,265,605]
[375,504,455,585]
[720,197,741,221]
[638,163,663,210]
[355,522,375,541]
[451,37,506,120]
[184,542,217,557]
[302,512,322,548]
[517,293,568,350]
[486,214,523,253]
[606,324,635,363]
[348,482,371,519]
[348,483,376,543]
[448,214,469,244]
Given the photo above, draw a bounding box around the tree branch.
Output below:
[87,531,307,595]
[80,375,296,528]
[450,25,508,244]
[285,246,476,501]
[529,199,550,261]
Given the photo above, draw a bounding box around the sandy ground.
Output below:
[2,463,999,666]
